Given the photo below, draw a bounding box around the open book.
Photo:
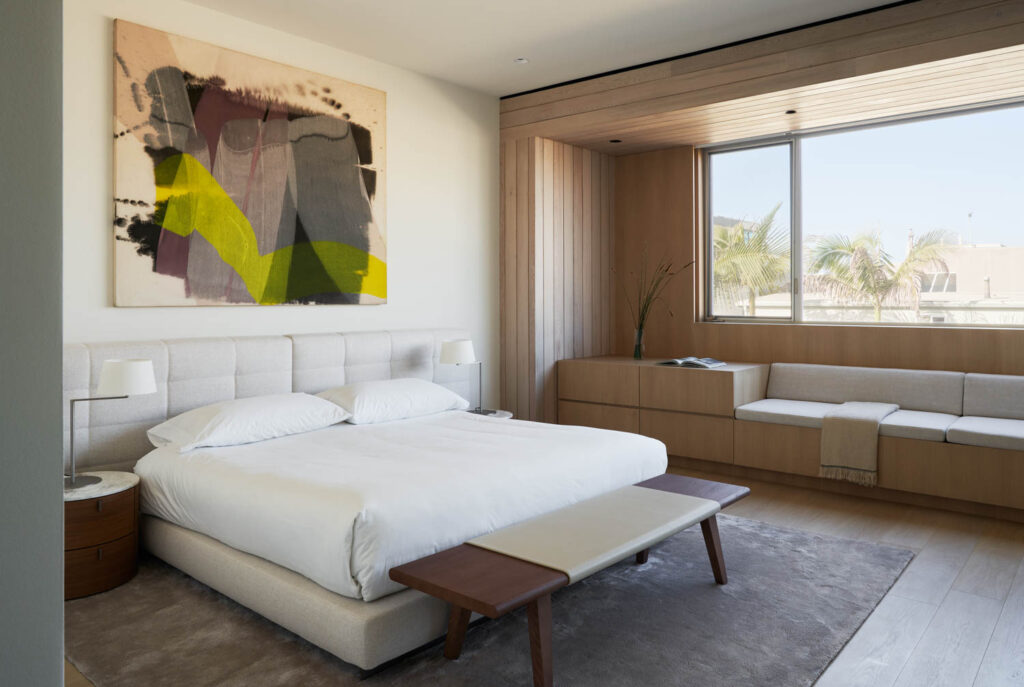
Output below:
[657,356,726,369]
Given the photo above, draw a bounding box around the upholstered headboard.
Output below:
[63,328,475,472]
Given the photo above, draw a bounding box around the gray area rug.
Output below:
[66,515,912,687]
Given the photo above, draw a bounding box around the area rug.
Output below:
[65,515,912,687]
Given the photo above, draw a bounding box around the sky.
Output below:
[709,103,1024,260]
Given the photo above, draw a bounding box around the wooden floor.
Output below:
[65,467,1024,686]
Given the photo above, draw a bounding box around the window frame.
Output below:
[700,98,1024,328]
[703,137,799,323]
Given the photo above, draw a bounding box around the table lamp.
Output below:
[440,339,489,414]
[66,358,157,489]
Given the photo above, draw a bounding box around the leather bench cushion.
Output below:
[946,416,1024,451]
[766,363,965,415]
[879,410,960,442]
[734,398,838,429]
[468,486,719,584]
[963,374,1024,421]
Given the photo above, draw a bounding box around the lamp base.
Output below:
[64,474,103,490]
[469,408,496,415]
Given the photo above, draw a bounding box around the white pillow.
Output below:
[147,392,349,452]
[317,378,469,424]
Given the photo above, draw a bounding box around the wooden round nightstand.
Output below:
[64,471,140,600]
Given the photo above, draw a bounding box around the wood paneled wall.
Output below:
[500,138,613,421]
[613,147,1024,375]
[613,147,696,358]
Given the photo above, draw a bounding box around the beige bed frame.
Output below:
[63,329,477,669]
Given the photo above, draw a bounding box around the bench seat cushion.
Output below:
[734,398,838,429]
[946,416,1024,451]
[766,363,964,415]
[468,485,719,584]
[963,374,1024,421]
[879,410,959,442]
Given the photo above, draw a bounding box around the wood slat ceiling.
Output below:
[500,0,1024,155]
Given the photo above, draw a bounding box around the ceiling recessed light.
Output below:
[785,109,797,115]
[609,139,622,143]
[513,57,529,65]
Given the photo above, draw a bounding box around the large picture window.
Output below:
[704,103,1024,326]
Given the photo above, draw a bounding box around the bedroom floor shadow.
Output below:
[65,515,911,687]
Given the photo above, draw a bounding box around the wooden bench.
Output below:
[389,474,749,686]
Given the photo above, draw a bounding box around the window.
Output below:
[704,103,1024,326]
[707,144,792,319]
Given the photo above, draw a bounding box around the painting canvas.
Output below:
[113,20,386,306]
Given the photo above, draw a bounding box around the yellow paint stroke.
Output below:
[154,153,386,303]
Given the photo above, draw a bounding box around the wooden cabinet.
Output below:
[558,400,638,433]
[640,409,733,464]
[65,472,140,600]
[558,359,639,406]
[556,357,769,464]
[639,363,768,416]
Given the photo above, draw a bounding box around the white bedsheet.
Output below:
[134,411,667,601]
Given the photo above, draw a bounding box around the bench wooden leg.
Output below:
[443,605,472,659]
[527,594,553,687]
[701,515,727,584]
[635,548,650,564]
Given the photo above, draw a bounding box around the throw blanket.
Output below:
[820,402,898,486]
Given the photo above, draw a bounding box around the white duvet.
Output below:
[134,411,667,601]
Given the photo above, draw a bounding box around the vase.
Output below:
[633,328,645,360]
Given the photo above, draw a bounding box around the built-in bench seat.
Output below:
[733,363,1024,511]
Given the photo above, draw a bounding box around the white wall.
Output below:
[64,0,500,405]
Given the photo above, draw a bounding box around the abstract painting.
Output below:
[113,20,386,306]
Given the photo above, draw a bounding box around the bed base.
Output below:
[141,516,451,671]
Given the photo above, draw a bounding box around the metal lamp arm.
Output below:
[68,395,127,485]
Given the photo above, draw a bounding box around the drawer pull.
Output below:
[97,548,103,561]
[96,499,103,512]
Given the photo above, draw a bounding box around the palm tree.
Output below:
[804,229,951,322]
[712,205,790,316]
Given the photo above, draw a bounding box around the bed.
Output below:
[63,329,668,669]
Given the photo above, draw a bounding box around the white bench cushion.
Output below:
[766,363,965,415]
[468,486,719,584]
[879,410,959,442]
[963,374,1024,421]
[734,398,839,429]
[946,416,1024,451]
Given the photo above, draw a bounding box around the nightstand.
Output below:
[64,471,140,600]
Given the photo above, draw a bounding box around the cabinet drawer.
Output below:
[558,359,639,405]
[65,487,136,550]
[640,409,733,463]
[558,400,639,433]
[639,364,769,416]
[65,532,138,600]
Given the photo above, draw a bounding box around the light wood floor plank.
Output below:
[892,590,1003,687]
[65,660,91,687]
[953,520,1024,602]
[815,593,938,687]
[974,558,1024,686]
[888,527,980,605]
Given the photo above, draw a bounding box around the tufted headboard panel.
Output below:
[63,328,474,472]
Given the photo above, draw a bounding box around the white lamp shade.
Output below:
[95,359,157,396]
[440,339,477,365]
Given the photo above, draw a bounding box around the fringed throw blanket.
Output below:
[820,402,898,486]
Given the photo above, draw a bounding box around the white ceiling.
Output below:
[187,0,897,97]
